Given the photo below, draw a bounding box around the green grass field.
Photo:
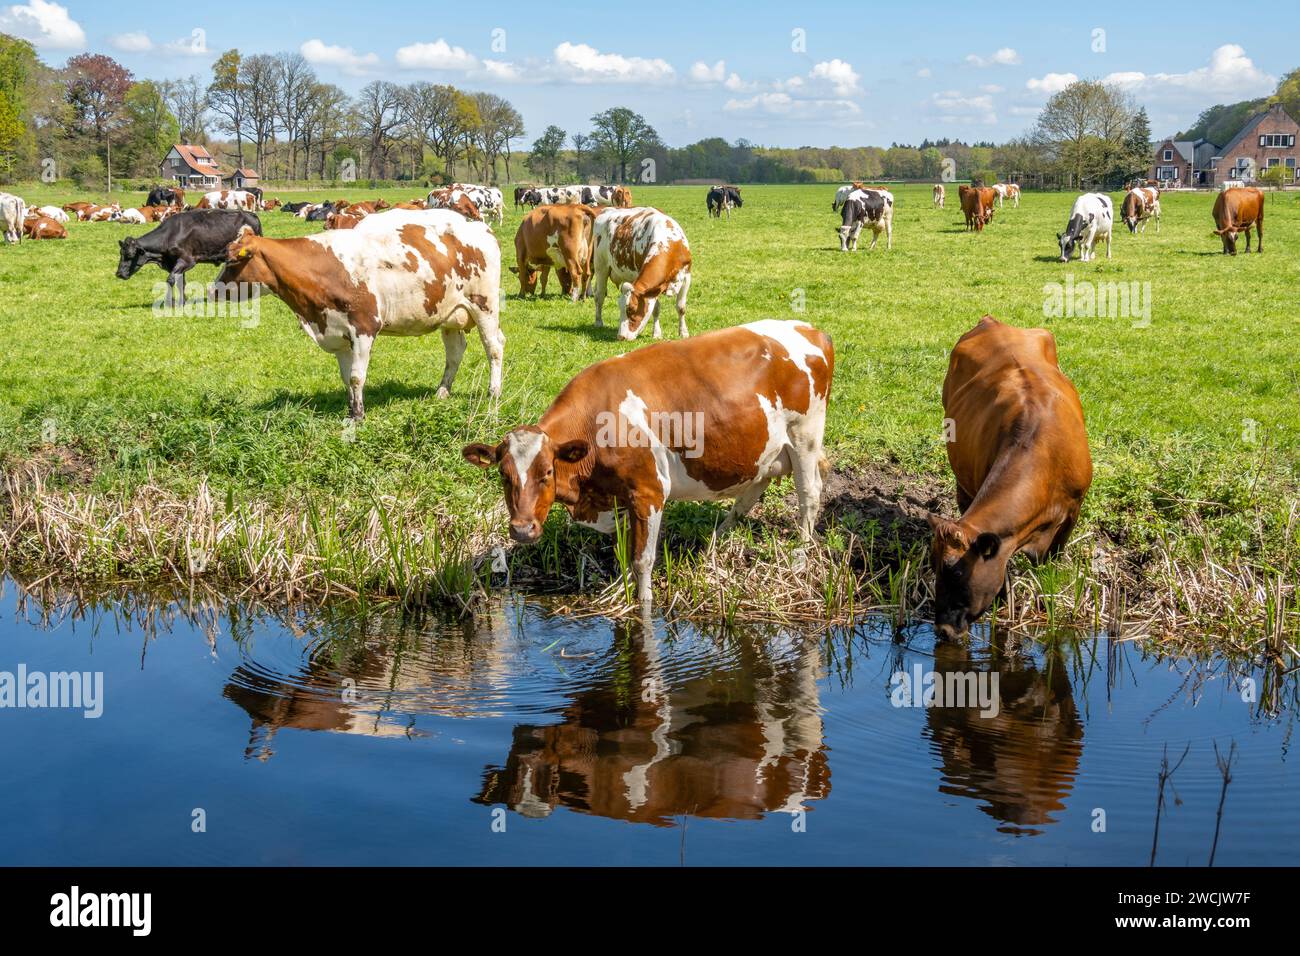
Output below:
[1,181,1298,629]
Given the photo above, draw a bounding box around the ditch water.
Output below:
[0,577,1295,866]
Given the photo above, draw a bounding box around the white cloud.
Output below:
[1102,44,1273,96]
[980,83,1004,94]
[0,0,84,49]
[966,47,1021,67]
[723,91,861,120]
[108,31,151,53]
[481,59,522,81]
[928,90,997,125]
[916,67,932,78]
[689,59,725,83]
[300,38,380,75]
[395,38,478,71]
[159,33,211,57]
[808,58,862,97]
[1026,72,1078,94]
[552,41,674,84]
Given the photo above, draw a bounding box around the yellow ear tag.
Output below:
[240,247,251,258]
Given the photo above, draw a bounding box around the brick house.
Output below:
[1211,104,1298,184]
[226,167,260,189]
[1151,137,1217,186]
[160,143,223,188]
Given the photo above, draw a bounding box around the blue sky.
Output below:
[0,0,1286,147]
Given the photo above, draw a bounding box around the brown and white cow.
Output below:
[63,201,94,220]
[1005,183,1021,207]
[325,211,362,230]
[511,204,597,300]
[217,208,504,420]
[87,203,122,222]
[425,188,483,221]
[1212,186,1264,255]
[933,183,945,209]
[928,316,1092,639]
[591,207,692,341]
[463,319,833,601]
[958,186,995,231]
[197,189,258,211]
[22,215,66,240]
[1120,185,1161,234]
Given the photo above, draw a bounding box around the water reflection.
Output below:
[473,617,829,825]
[924,638,1084,836]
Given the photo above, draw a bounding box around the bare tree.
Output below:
[355,80,405,178]
[473,91,523,183]
[240,53,280,175]
[274,52,314,179]
[160,75,208,143]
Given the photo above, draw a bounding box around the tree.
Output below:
[118,81,179,176]
[527,124,565,182]
[472,91,523,183]
[355,80,405,178]
[571,132,591,180]
[1034,79,1133,187]
[160,75,207,143]
[300,81,347,179]
[0,34,40,176]
[239,54,280,175]
[207,50,247,163]
[590,107,656,182]
[1269,67,1300,125]
[64,53,132,189]
[274,52,314,179]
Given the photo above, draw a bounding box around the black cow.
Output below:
[146,185,181,207]
[281,201,311,214]
[706,185,743,219]
[242,185,264,201]
[837,190,889,251]
[304,201,338,222]
[580,185,615,205]
[115,209,262,306]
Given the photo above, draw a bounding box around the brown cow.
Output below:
[63,201,94,220]
[510,204,597,300]
[959,185,996,231]
[325,211,362,230]
[23,216,67,239]
[463,320,833,602]
[1212,186,1264,255]
[928,316,1092,638]
[426,188,483,221]
[611,185,632,207]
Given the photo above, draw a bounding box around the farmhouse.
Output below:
[1211,103,1298,184]
[160,143,223,188]
[1150,137,1216,187]
[226,167,261,190]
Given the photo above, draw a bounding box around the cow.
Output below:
[427,183,503,224]
[1057,193,1113,262]
[928,316,1092,639]
[63,201,95,220]
[116,208,149,224]
[216,208,504,420]
[242,186,264,202]
[933,184,945,209]
[325,211,362,230]
[115,209,263,306]
[462,319,834,602]
[958,185,995,231]
[1211,186,1264,255]
[991,183,1008,207]
[146,185,184,207]
[514,185,532,208]
[706,185,743,219]
[1120,186,1161,235]
[33,205,69,223]
[510,203,597,300]
[342,199,390,217]
[1005,183,1021,208]
[304,202,339,222]
[1,192,27,243]
[22,216,66,240]
[837,189,893,251]
[261,198,281,211]
[281,201,311,215]
[87,204,121,222]
[197,189,258,211]
[592,207,692,341]
[426,188,483,221]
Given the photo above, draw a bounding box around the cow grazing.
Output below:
[706,185,743,219]
[837,188,893,251]
[462,319,834,601]
[216,209,504,419]
[23,216,66,240]
[592,207,692,340]
[511,203,597,300]
[1120,186,1161,235]
[1212,186,1264,255]
[933,184,945,209]
[1005,183,1021,207]
[958,185,995,231]
[1057,193,1113,262]
[197,190,258,211]
[426,188,483,221]
[1,192,28,242]
[928,316,1092,639]
[115,209,263,305]
[427,183,503,225]
[146,185,185,207]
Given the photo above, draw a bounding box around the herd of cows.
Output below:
[0,175,1277,635]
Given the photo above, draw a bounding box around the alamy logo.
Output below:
[890,665,1000,718]
[594,409,705,458]
[1043,275,1151,326]
[50,886,151,936]
[0,666,103,718]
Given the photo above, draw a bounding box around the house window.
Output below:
[1288,158,1297,168]
[1267,157,1280,168]
[1163,149,1173,161]
[1259,133,1296,147]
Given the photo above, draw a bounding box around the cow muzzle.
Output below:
[509,520,542,544]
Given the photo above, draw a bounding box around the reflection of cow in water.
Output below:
[475,619,829,825]
[924,640,1083,835]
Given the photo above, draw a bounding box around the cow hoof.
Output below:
[435,386,451,399]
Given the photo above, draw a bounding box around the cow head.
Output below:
[1121,193,1141,233]
[927,515,1010,639]
[463,428,591,543]
[508,264,542,296]
[617,282,652,340]
[612,186,632,207]
[116,237,149,279]
[216,225,264,285]
[1057,214,1089,262]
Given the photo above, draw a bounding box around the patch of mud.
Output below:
[3,444,97,487]
[818,463,954,552]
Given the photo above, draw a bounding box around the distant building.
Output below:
[1150,138,1217,187]
[1211,103,1298,185]
[160,144,223,188]
[227,168,260,190]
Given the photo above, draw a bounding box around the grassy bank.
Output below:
[1,182,1297,647]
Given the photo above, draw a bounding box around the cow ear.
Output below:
[507,266,518,274]
[974,532,1002,560]
[555,439,590,464]
[1056,232,1063,241]
[462,443,502,469]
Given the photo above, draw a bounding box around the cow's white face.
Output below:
[617,283,653,340]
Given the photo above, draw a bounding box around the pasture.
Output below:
[0,182,1297,639]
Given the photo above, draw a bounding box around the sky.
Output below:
[0,0,1287,148]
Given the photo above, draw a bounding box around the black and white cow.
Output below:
[706,185,743,219]
[837,189,893,251]
[1057,193,1113,262]
[115,209,263,304]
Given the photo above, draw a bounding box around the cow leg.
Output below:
[592,266,609,326]
[837,225,850,252]
[435,328,468,399]
[1244,226,1252,253]
[718,478,771,534]
[627,498,665,603]
[675,273,690,338]
[473,312,505,398]
[650,299,663,339]
[1256,218,1263,253]
[337,334,372,420]
[1105,233,1112,259]
[789,437,826,541]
